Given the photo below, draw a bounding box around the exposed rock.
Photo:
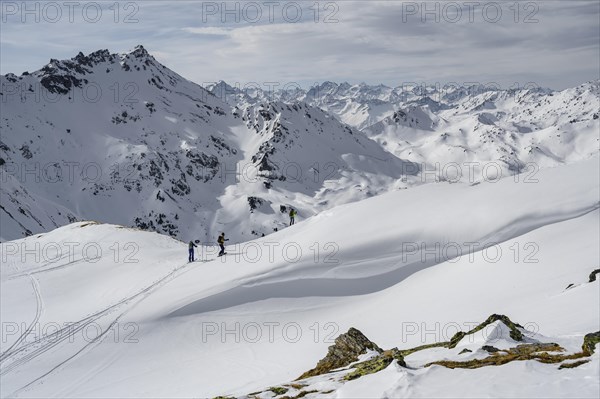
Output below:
[400,314,524,358]
[444,314,524,347]
[232,318,600,399]
[344,348,405,381]
[582,331,600,355]
[559,360,591,369]
[426,342,566,369]
[247,196,264,212]
[589,269,600,283]
[269,386,288,395]
[19,144,33,159]
[297,327,382,379]
[427,332,600,371]
[482,345,500,353]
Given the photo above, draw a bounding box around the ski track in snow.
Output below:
[4,257,87,281]
[1,260,196,397]
[0,265,44,364]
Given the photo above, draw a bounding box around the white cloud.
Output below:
[1,1,598,89]
[182,27,232,36]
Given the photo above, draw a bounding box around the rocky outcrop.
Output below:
[297,327,382,379]
[426,342,565,369]
[399,314,524,358]
[582,331,600,355]
[344,348,406,381]
[232,316,599,399]
[424,329,599,371]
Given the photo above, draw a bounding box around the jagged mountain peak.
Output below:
[129,44,151,58]
[1,47,419,242]
[0,46,206,98]
[14,45,162,81]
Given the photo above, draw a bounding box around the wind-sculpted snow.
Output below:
[0,156,597,397]
[167,157,599,316]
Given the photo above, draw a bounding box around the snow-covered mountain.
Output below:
[0,47,414,242]
[364,82,600,181]
[210,77,599,183]
[2,46,598,243]
[208,80,404,130]
[206,81,539,130]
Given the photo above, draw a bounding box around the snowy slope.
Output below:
[1,155,598,398]
[217,100,417,239]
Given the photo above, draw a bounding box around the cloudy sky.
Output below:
[1,1,599,89]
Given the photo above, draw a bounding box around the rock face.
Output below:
[298,327,382,379]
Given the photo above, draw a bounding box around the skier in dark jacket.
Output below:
[188,240,198,262]
[217,233,229,256]
[289,208,297,226]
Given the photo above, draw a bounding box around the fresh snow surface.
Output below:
[1,156,598,398]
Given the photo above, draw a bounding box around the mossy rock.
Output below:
[425,342,592,370]
[447,314,523,348]
[399,341,449,357]
[344,348,405,381]
[400,314,524,358]
[482,345,500,353]
[269,386,289,395]
[582,331,600,355]
[559,359,590,369]
[298,328,382,379]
